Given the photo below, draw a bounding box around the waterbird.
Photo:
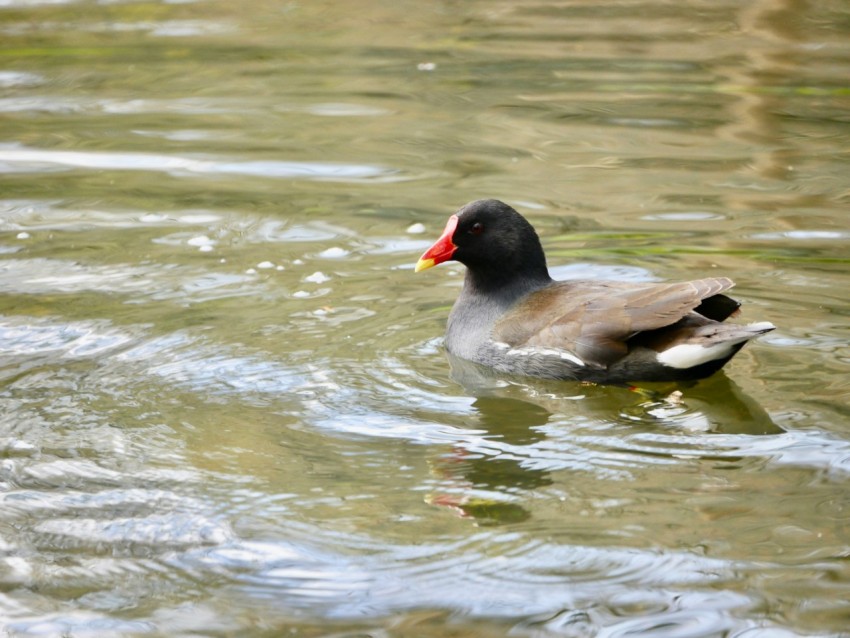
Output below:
[415,199,774,384]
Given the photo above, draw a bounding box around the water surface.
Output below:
[1,0,849,636]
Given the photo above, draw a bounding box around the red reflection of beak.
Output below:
[415,215,458,273]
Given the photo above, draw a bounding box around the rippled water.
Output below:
[1,0,849,636]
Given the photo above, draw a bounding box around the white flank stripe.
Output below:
[504,345,585,367]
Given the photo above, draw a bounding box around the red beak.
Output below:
[415,215,459,272]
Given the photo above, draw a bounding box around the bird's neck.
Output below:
[463,264,552,299]
[446,268,550,361]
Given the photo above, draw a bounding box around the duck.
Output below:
[415,199,774,384]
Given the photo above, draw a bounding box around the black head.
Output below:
[450,200,550,287]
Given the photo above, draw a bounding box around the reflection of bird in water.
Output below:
[425,396,553,526]
[426,355,782,525]
[447,353,783,436]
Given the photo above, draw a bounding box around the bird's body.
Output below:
[416,199,774,385]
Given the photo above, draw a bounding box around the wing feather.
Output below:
[493,278,736,367]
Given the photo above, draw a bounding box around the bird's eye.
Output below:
[469,222,484,235]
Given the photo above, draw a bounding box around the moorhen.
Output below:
[415,199,774,384]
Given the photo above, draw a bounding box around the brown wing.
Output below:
[493,278,735,368]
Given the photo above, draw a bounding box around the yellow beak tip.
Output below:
[414,258,435,273]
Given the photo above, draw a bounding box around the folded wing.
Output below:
[493,277,737,368]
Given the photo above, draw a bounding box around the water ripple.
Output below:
[0,318,134,359]
[0,146,405,183]
[0,71,44,88]
[35,513,232,548]
[170,530,750,621]
[0,258,259,302]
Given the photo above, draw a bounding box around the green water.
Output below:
[1,0,849,636]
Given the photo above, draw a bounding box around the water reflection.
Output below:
[721,0,810,182]
[1,0,849,634]
[427,396,553,524]
[0,146,403,182]
[421,355,786,525]
[448,353,783,436]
